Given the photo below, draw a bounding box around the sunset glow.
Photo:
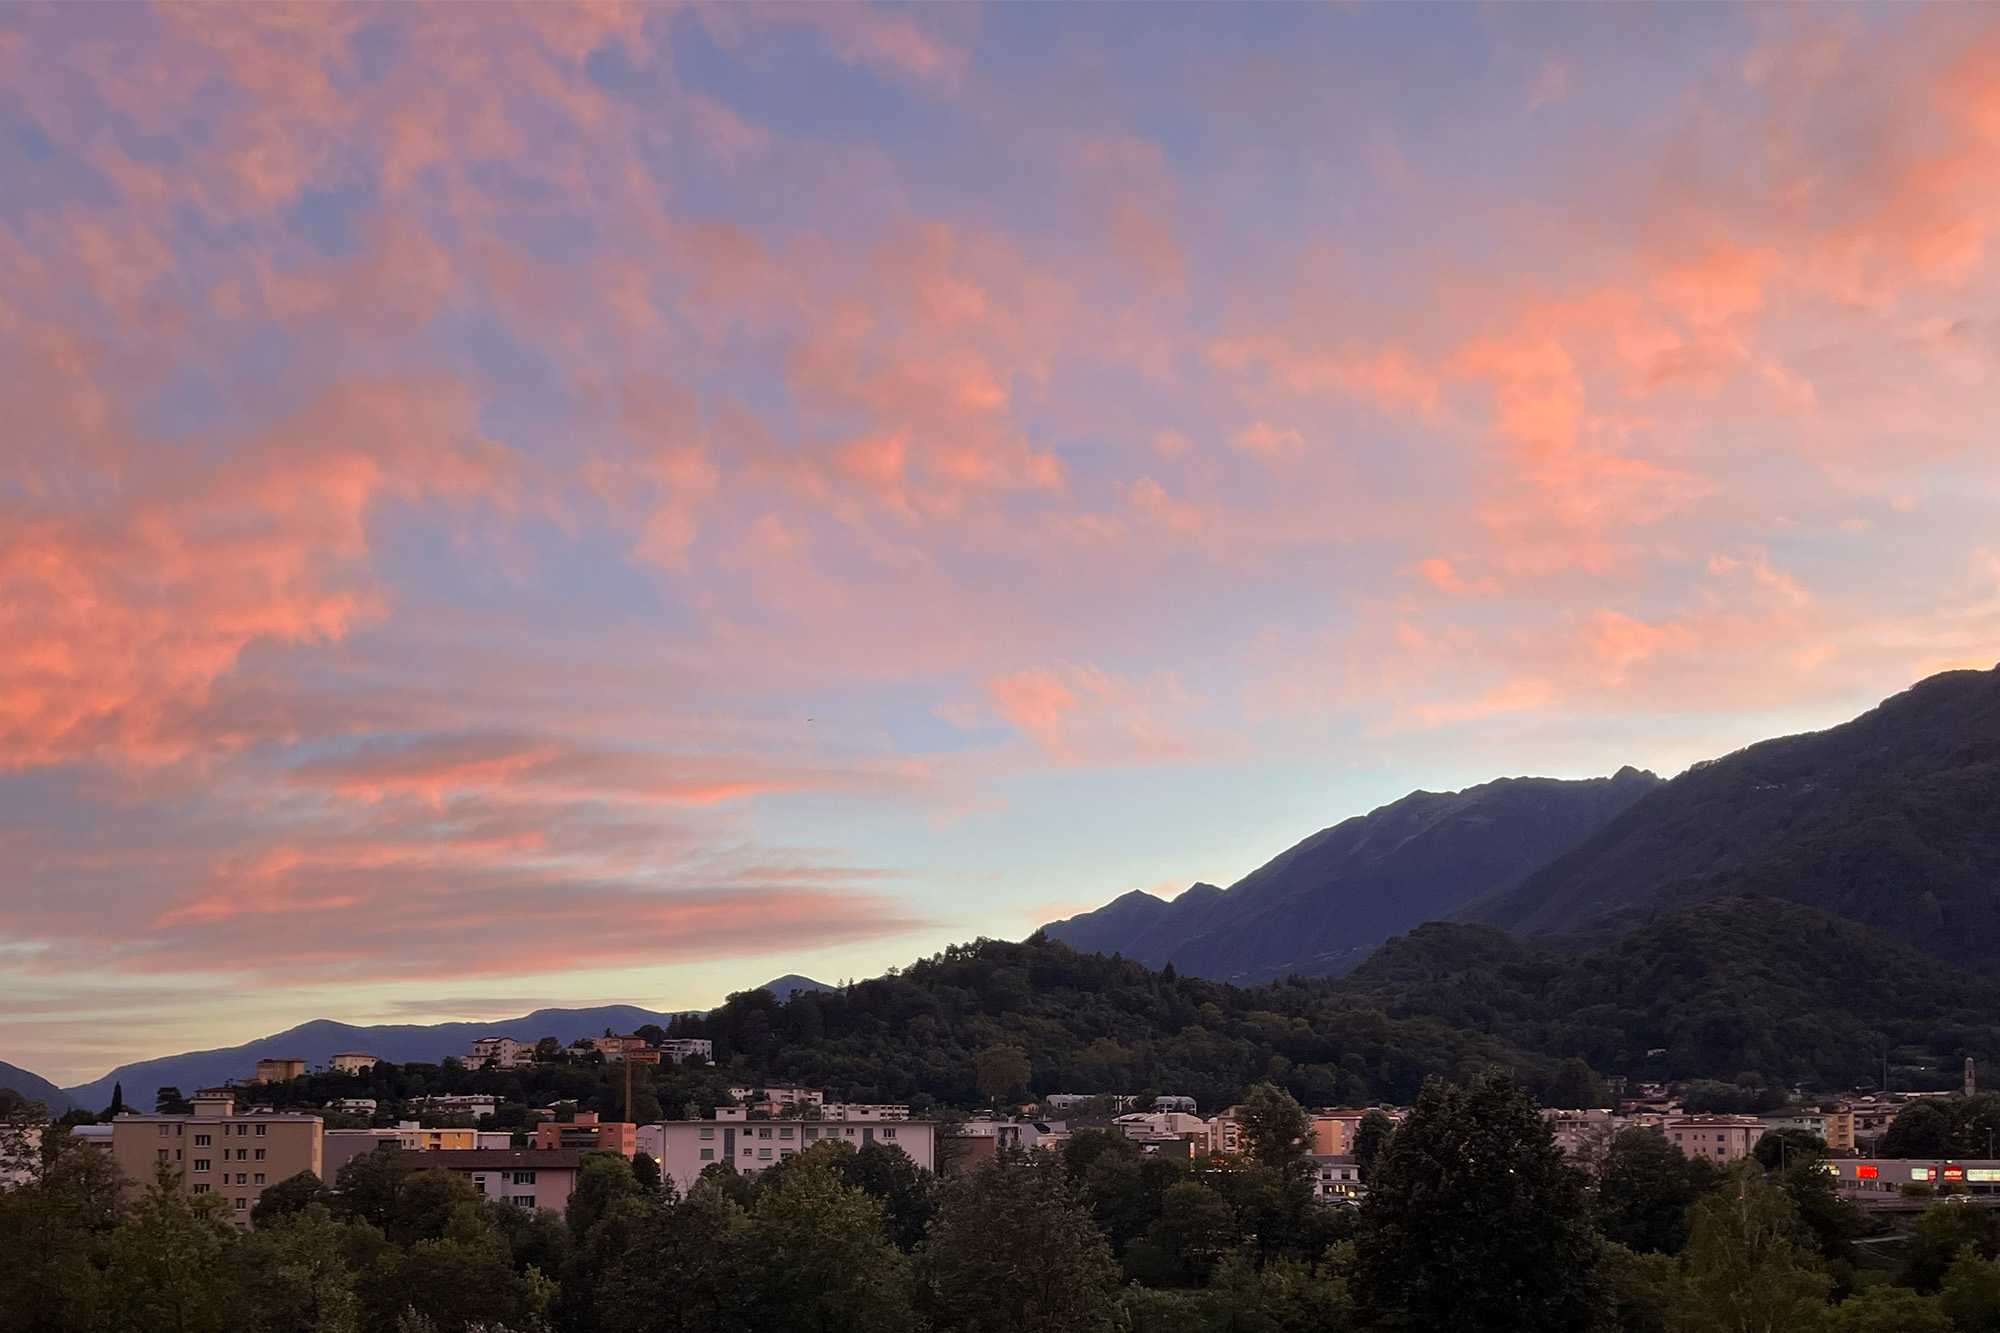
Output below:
[4,3,1999,1084]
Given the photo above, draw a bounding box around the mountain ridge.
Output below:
[1466,664,2000,967]
[60,975,830,1111]
[0,1059,72,1113]
[1042,768,1661,982]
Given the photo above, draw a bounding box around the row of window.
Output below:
[157,1123,267,1138]
[692,1125,898,1142]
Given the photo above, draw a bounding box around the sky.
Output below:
[4,3,2000,1087]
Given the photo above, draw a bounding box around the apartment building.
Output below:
[957,1118,1069,1152]
[728,1084,824,1112]
[1311,1154,1364,1203]
[409,1094,498,1121]
[821,1103,910,1122]
[642,1119,938,1192]
[406,1148,580,1212]
[1206,1108,1245,1158]
[531,1111,636,1157]
[468,1036,535,1069]
[108,1089,321,1226]
[1310,1109,1373,1156]
[325,1098,378,1115]
[254,1057,307,1083]
[658,1038,713,1064]
[328,1052,378,1074]
[1543,1108,1618,1162]
[1666,1115,1766,1164]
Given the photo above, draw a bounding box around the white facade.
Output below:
[644,1119,938,1192]
[468,1036,534,1069]
[325,1098,378,1114]
[658,1038,713,1063]
[1114,1111,1207,1142]
[1044,1093,1138,1113]
[328,1053,378,1074]
[411,1094,499,1120]
[1666,1116,1766,1164]
[958,1119,1069,1151]
[729,1084,824,1109]
[822,1103,910,1122]
[1311,1155,1363,1202]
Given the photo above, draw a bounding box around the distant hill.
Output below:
[63,1004,682,1112]
[1468,665,2000,967]
[1043,769,1660,982]
[754,975,835,1003]
[0,1059,72,1114]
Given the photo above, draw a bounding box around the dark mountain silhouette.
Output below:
[62,1005,681,1112]
[1042,769,1660,982]
[62,974,836,1112]
[753,975,836,1003]
[1468,665,2000,968]
[0,1059,71,1113]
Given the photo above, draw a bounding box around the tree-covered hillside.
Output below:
[690,897,2000,1107]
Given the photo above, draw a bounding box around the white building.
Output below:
[1044,1093,1138,1114]
[1114,1111,1207,1142]
[1311,1155,1363,1203]
[822,1103,910,1122]
[958,1119,1069,1152]
[328,1052,378,1075]
[468,1037,534,1069]
[410,1094,499,1121]
[658,1038,713,1064]
[641,1119,938,1192]
[729,1085,824,1110]
[325,1098,378,1115]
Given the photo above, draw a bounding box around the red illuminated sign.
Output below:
[1944,1165,1966,1181]
[1855,1165,1878,1179]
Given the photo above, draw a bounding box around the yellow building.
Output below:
[254,1057,307,1083]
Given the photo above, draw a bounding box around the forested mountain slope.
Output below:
[1469,666,2000,967]
[1044,770,1660,982]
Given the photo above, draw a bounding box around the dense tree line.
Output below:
[12,1076,2000,1332]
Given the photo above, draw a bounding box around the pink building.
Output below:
[405,1148,580,1212]
[1666,1115,1766,1164]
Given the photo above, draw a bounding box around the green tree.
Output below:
[566,1152,641,1241]
[1901,1200,2000,1293]
[386,1169,482,1247]
[918,1155,1121,1333]
[155,1085,193,1115]
[597,1185,757,1333]
[1351,1110,1393,1182]
[1597,1242,1681,1333]
[973,1044,1031,1103]
[837,1140,936,1251]
[334,1146,408,1230]
[1813,1286,1950,1332]
[1674,1168,1830,1333]
[252,1169,333,1226]
[106,1082,125,1118]
[1125,1179,1237,1286]
[0,1124,124,1331]
[101,1171,238,1333]
[1236,1081,1311,1174]
[1546,1058,1606,1109]
[1882,1100,1956,1158]
[1752,1127,1827,1171]
[238,1203,370,1333]
[1596,1127,1717,1255]
[750,1150,919,1331]
[1941,1250,2000,1333]
[1357,1075,1603,1332]
[631,1150,662,1193]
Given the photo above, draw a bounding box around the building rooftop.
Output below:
[406,1148,584,1170]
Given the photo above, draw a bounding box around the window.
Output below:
[700,1148,715,1161]
[237,1149,249,1160]
[780,1150,795,1159]
[883,1129,897,1140]
[194,1134,210,1147]
[158,1125,172,1137]
[511,1195,536,1207]
[758,1128,772,1140]
[238,1173,249,1184]
[699,1127,715,1140]
[804,1128,818,1140]
[513,1171,537,1185]
[254,1173,265,1185]
[156,1149,170,1162]
[779,1127,793,1139]
[192,1183,210,1195]
[234,1198,246,1211]
[254,1149,266,1161]
[254,1124,266,1136]
[758,1148,771,1160]
[742,1148,753,1158]
[194,1159,210,1172]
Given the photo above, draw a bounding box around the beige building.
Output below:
[328,1052,377,1075]
[1310,1109,1372,1156]
[468,1036,535,1069]
[108,1089,321,1226]
[1543,1108,1618,1163]
[254,1057,307,1083]
[1666,1115,1766,1164]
